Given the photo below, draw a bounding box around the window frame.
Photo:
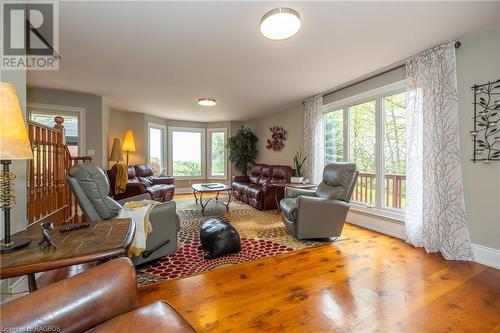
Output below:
[168,126,206,180]
[322,80,406,218]
[27,103,86,156]
[207,128,228,180]
[147,122,167,174]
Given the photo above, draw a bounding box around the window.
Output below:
[168,127,206,179]
[324,109,344,163]
[28,106,85,157]
[383,92,407,210]
[323,81,407,213]
[208,128,227,179]
[349,100,377,206]
[148,123,166,174]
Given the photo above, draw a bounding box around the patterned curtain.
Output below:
[303,94,324,184]
[405,42,474,260]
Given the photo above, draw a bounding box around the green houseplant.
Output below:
[292,148,307,183]
[227,126,258,176]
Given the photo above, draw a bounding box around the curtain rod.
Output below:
[315,41,462,101]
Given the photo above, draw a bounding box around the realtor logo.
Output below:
[1,1,59,70]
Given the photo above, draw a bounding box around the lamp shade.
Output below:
[122,129,136,152]
[109,138,124,162]
[0,82,33,160]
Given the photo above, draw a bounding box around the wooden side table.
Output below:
[271,183,319,210]
[0,219,135,292]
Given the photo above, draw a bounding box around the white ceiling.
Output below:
[28,1,500,122]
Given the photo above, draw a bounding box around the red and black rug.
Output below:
[136,196,321,286]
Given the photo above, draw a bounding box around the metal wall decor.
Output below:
[471,79,500,163]
[266,126,287,151]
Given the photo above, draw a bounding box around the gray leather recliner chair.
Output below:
[66,163,180,266]
[280,162,358,240]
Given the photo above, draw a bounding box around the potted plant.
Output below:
[227,126,258,176]
[291,148,307,183]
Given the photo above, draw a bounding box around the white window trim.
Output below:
[168,126,206,180]
[147,122,167,174]
[27,103,86,155]
[207,128,228,180]
[322,80,407,217]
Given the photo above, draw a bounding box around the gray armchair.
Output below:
[280,162,358,240]
[66,163,180,266]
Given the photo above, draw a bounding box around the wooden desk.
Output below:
[0,219,135,292]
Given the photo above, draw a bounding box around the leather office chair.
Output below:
[0,258,195,332]
[66,163,180,266]
[280,162,358,240]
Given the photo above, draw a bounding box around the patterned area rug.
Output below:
[136,196,323,286]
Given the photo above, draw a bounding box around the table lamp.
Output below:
[0,82,34,253]
[109,138,124,164]
[122,129,136,165]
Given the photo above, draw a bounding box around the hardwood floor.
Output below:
[138,223,500,333]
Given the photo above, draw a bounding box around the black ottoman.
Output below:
[199,218,241,259]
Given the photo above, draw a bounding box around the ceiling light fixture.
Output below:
[260,7,301,40]
[198,98,217,107]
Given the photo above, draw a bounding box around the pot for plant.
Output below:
[290,176,304,184]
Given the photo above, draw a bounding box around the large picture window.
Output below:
[383,92,407,210]
[349,100,377,206]
[168,127,206,179]
[323,81,407,213]
[207,128,227,179]
[324,109,344,163]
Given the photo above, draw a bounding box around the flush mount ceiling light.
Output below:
[198,98,217,107]
[260,7,301,40]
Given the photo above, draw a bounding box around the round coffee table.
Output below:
[192,183,232,214]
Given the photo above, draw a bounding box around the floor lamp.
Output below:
[122,129,136,166]
[109,138,124,164]
[0,82,34,253]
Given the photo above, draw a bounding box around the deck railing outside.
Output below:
[352,172,406,210]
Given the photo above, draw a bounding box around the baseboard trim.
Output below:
[346,209,406,240]
[472,243,500,269]
[175,187,194,194]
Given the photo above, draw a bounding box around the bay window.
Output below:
[168,127,206,179]
[148,123,166,174]
[323,81,407,213]
[207,128,227,179]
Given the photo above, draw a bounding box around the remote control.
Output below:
[59,223,90,233]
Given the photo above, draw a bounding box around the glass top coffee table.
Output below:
[192,183,232,214]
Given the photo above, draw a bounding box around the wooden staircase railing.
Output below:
[27,116,91,225]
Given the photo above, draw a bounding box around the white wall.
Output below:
[456,26,500,250]
[245,104,304,167]
[27,87,106,168]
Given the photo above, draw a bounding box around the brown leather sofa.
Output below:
[232,164,295,210]
[108,164,175,202]
[0,257,195,333]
